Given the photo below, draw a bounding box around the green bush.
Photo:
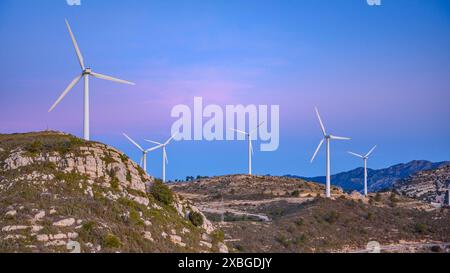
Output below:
[25,140,43,156]
[374,192,382,202]
[295,217,304,226]
[291,190,300,197]
[150,180,174,205]
[211,230,225,242]
[189,211,204,227]
[414,223,428,234]
[102,233,121,248]
[110,177,120,191]
[323,211,340,224]
[129,209,144,226]
[390,192,399,203]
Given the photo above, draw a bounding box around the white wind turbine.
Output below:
[145,134,178,183]
[229,122,264,176]
[123,133,161,174]
[348,145,377,197]
[311,107,351,198]
[48,19,135,141]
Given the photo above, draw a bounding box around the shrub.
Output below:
[295,234,307,245]
[82,221,95,233]
[414,223,428,234]
[189,211,204,227]
[276,234,290,248]
[295,218,304,226]
[291,190,300,197]
[25,140,43,156]
[129,209,144,226]
[150,180,174,205]
[431,245,442,253]
[211,230,225,242]
[323,211,340,224]
[102,233,121,248]
[374,193,382,202]
[110,177,120,190]
[390,192,399,203]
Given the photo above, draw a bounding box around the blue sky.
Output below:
[0,0,450,180]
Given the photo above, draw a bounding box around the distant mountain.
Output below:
[393,164,450,205]
[287,160,450,193]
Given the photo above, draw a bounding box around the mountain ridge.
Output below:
[286,160,450,193]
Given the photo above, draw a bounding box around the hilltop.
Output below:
[172,175,450,253]
[0,131,227,253]
[288,160,450,193]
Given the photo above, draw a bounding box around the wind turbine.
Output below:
[48,19,135,141]
[229,122,264,176]
[348,145,377,197]
[311,107,351,198]
[123,133,161,174]
[144,134,178,183]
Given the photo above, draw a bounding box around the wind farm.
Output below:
[1,0,450,256]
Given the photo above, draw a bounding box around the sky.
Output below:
[1,0,450,181]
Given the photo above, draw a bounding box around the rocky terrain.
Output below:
[172,175,450,253]
[289,160,450,193]
[0,132,227,253]
[393,164,450,206]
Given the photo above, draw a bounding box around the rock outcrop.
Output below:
[0,131,226,253]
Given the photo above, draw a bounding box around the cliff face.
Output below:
[394,165,450,205]
[0,132,226,253]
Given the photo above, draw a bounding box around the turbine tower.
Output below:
[49,19,135,141]
[229,122,264,176]
[145,134,178,182]
[348,145,377,196]
[311,107,350,198]
[123,133,160,174]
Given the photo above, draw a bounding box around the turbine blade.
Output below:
[140,156,143,167]
[165,133,178,145]
[65,19,85,70]
[311,139,324,163]
[48,74,83,112]
[146,144,163,153]
[229,128,247,135]
[315,107,327,136]
[348,151,364,158]
[330,135,351,140]
[123,133,144,151]
[91,72,135,85]
[144,139,163,146]
[250,121,265,134]
[365,145,377,158]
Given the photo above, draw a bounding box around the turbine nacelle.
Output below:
[83,68,92,75]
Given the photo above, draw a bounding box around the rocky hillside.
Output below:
[0,132,227,253]
[393,165,450,206]
[172,175,450,253]
[290,160,450,193]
